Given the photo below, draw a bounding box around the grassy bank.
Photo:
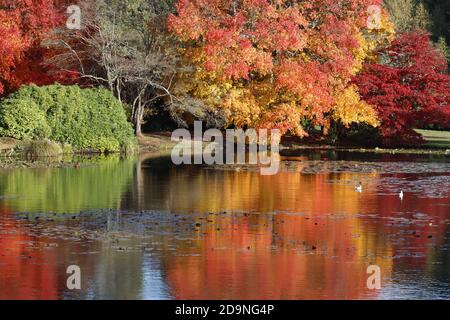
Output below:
[0,134,176,169]
[2,129,449,170]
[137,133,178,153]
[415,129,450,149]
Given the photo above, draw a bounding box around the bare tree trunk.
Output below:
[116,79,122,103]
[134,97,144,137]
[135,156,144,210]
[135,118,142,136]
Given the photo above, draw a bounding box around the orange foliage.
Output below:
[169,0,393,134]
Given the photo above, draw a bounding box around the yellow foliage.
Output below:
[353,10,396,71]
[332,86,380,127]
[170,3,394,135]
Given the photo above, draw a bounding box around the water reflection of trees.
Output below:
[127,158,449,299]
[1,154,449,299]
[0,156,135,213]
[127,156,382,214]
[0,204,169,299]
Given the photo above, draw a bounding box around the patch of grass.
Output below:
[24,139,63,159]
[137,133,178,153]
[415,129,450,149]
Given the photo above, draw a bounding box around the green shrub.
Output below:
[0,84,136,153]
[0,99,51,140]
[61,143,74,155]
[121,137,139,155]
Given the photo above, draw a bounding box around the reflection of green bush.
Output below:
[0,84,136,153]
[0,156,135,213]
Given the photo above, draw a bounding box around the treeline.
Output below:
[0,0,449,149]
[421,0,450,45]
[386,0,450,60]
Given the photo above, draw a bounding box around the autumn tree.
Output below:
[169,0,393,136]
[0,0,64,97]
[353,31,450,146]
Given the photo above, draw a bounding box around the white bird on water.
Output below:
[355,182,363,193]
[399,190,404,201]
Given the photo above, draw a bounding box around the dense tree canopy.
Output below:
[0,0,449,148]
[169,0,393,135]
[0,0,63,96]
[384,0,431,32]
[353,31,450,146]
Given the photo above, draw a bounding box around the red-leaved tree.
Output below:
[0,0,66,97]
[353,31,450,146]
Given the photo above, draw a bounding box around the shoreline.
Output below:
[281,144,450,155]
[1,133,449,170]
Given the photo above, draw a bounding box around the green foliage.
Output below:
[423,0,450,43]
[0,84,136,153]
[385,0,450,67]
[384,0,432,32]
[436,37,450,60]
[413,2,432,31]
[0,98,51,140]
[61,143,74,155]
[120,137,139,155]
[59,0,178,135]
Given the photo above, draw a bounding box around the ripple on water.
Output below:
[281,160,450,174]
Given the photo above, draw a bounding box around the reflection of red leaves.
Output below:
[163,168,449,299]
[354,31,450,146]
[0,205,58,299]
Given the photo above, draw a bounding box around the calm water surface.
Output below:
[0,150,449,300]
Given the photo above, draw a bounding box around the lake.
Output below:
[0,150,449,299]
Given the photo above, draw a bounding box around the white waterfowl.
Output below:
[355,182,363,193]
[399,190,404,200]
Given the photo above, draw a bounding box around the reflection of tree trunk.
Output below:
[136,157,144,211]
